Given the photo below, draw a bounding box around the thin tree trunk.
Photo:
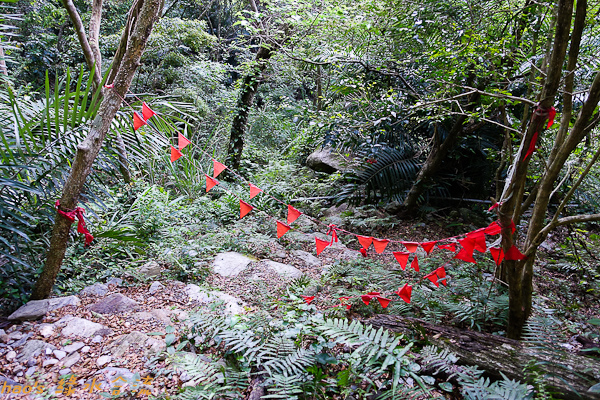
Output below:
[225,45,273,170]
[31,0,162,300]
[402,81,480,211]
[0,43,8,76]
[499,0,574,339]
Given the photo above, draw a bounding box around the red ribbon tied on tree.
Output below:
[55,201,93,246]
[327,224,339,244]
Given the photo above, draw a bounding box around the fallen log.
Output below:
[365,314,600,400]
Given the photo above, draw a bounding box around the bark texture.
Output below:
[366,314,600,400]
[31,0,162,300]
[226,45,273,170]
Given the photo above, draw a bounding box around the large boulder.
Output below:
[8,296,80,321]
[58,316,111,338]
[212,252,254,277]
[261,260,303,279]
[88,293,138,314]
[306,147,345,173]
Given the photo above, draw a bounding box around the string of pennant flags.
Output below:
[57,86,530,309]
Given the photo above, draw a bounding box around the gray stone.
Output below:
[43,359,58,367]
[306,146,345,173]
[96,355,111,367]
[6,350,16,361]
[17,340,56,362]
[187,250,199,257]
[81,346,90,353]
[340,249,361,260]
[58,368,71,376]
[62,342,85,354]
[0,376,19,387]
[8,331,23,341]
[61,352,80,368]
[53,350,67,360]
[106,331,164,358]
[132,309,171,325]
[212,252,254,277]
[13,332,33,347]
[323,204,349,218]
[96,367,134,390]
[80,283,109,297]
[88,293,138,314]
[262,260,303,279]
[59,316,110,338]
[285,231,314,244]
[8,296,81,321]
[291,250,321,267]
[185,284,246,315]
[91,335,103,343]
[106,277,123,287]
[38,324,55,338]
[149,281,165,295]
[25,366,36,377]
[139,261,161,278]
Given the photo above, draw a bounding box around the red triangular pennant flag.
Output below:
[373,238,390,254]
[170,146,183,162]
[361,294,373,306]
[490,247,504,266]
[301,296,314,305]
[357,235,373,250]
[276,221,291,238]
[438,243,456,252]
[523,131,539,161]
[424,271,439,287]
[484,221,502,236]
[142,102,156,121]
[421,241,436,255]
[315,237,330,255]
[505,245,527,260]
[377,297,392,308]
[467,230,487,253]
[454,247,477,263]
[402,241,419,253]
[393,252,410,270]
[411,256,419,272]
[178,133,191,151]
[133,112,147,130]
[287,205,301,225]
[547,107,556,128]
[240,200,253,219]
[436,267,447,286]
[213,159,227,178]
[249,183,262,199]
[205,174,219,192]
[396,284,412,304]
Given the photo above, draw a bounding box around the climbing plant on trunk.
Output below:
[31,0,163,300]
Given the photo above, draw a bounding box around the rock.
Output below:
[139,261,161,278]
[106,331,164,358]
[43,359,58,367]
[340,249,361,260]
[96,355,111,367]
[132,309,171,325]
[6,350,16,361]
[323,204,349,217]
[8,331,23,341]
[81,346,90,353]
[25,366,36,377]
[291,250,321,267]
[7,296,81,321]
[91,335,103,343]
[212,252,254,277]
[96,367,135,390]
[106,277,123,287]
[80,283,109,297]
[38,324,55,338]
[0,376,19,388]
[61,353,80,368]
[59,317,110,338]
[17,340,56,362]
[284,231,314,244]
[149,281,165,295]
[53,350,67,360]
[185,284,246,315]
[13,332,33,347]
[62,342,85,354]
[88,293,138,314]
[262,260,303,279]
[58,368,71,376]
[306,146,345,173]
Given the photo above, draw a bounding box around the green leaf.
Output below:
[588,319,600,326]
[439,382,453,392]
[165,333,176,346]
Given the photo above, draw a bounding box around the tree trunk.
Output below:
[366,314,600,400]
[498,0,574,339]
[31,0,162,300]
[0,43,8,77]
[226,45,273,170]
[402,88,481,212]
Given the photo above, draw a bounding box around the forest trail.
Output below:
[0,241,359,399]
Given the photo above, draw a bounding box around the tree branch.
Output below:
[89,0,103,82]
[61,0,101,88]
